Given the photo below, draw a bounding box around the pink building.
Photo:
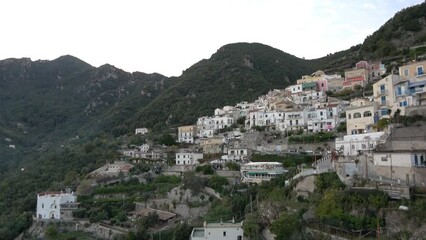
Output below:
[317,79,328,92]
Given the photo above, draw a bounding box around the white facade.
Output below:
[135,128,149,135]
[246,110,285,128]
[175,151,203,166]
[226,148,249,162]
[190,221,244,240]
[292,90,325,105]
[286,84,303,94]
[36,191,78,220]
[284,110,306,131]
[241,162,287,184]
[335,132,385,156]
[197,116,235,137]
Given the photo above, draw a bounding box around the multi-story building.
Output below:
[399,60,426,81]
[296,70,325,84]
[190,221,244,240]
[241,162,287,184]
[226,148,250,162]
[197,116,235,137]
[178,125,197,144]
[368,61,386,81]
[346,98,378,135]
[292,90,325,105]
[398,60,426,106]
[246,110,285,130]
[372,74,401,117]
[372,125,426,186]
[175,149,203,166]
[335,132,385,156]
[284,109,306,131]
[36,189,78,220]
[326,74,344,93]
[317,78,328,92]
[200,137,224,154]
[285,84,303,94]
[343,68,369,89]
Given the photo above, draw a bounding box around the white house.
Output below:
[175,150,204,166]
[135,128,149,135]
[246,110,285,129]
[190,221,244,240]
[335,132,385,156]
[222,148,250,162]
[370,125,426,186]
[36,190,78,220]
[241,162,287,184]
[284,110,306,131]
[285,84,303,94]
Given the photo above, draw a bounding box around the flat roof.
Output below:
[244,162,282,166]
[192,228,205,237]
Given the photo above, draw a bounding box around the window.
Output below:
[380,109,389,116]
[417,66,424,75]
[363,111,372,117]
[380,84,385,92]
[381,96,386,105]
[42,204,44,208]
[353,112,361,119]
[381,156,388,162]
[223,231,227,237]
[320,111,323,116]
[348,114,351,119]
[414,154,418,165]
[396,87,402,96]
[403,69,409,76]
[399,101,408,107]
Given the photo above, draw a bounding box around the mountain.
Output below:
[1,2,426,238]
[315,2,426,73]
[0,45,317,238]
[127,42,316,130]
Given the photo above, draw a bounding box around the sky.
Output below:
[0,0,424,77]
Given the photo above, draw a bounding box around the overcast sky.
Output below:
[0,0,424,77]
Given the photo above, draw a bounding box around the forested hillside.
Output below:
[0,2,426,238]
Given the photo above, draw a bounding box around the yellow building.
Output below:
[399,60,426,81]
[178,125,197,144]
[346,98,377,135]
[372,74,401,117]
[296,70,325,84]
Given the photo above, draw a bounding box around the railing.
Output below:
[376,89,388,96]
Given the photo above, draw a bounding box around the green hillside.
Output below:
[0,2,426,238]
[128,42,316,130]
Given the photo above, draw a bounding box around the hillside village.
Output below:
[25,59,426,240]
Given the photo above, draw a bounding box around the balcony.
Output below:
[379,100,389,106]
[376,89,388,96]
